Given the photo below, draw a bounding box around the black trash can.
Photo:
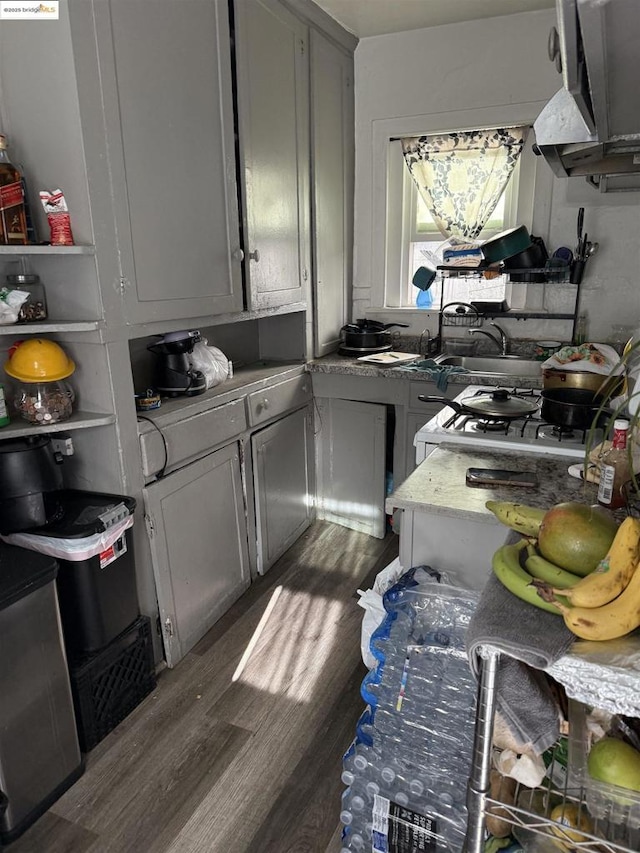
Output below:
[11,490,140,660]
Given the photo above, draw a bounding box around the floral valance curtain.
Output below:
[401,127,529,239]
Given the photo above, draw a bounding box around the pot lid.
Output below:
[464,389,539,418]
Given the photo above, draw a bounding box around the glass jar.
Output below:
[6,273,48,322]
[14,380,75,424]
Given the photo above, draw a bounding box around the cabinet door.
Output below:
[251,406,314,574]
[234,0,309,310]
[89,0,243,324]
[310,31,354,357]
[315,398,387,539]
[143,443,250,667]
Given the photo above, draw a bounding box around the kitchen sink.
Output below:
[433,355,542,377]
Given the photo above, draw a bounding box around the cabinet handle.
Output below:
[249,248,260,263]
[261,397,269,410]
[548,27,562,73]
[232,248,245,262]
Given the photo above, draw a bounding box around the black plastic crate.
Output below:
[69,616,156,752]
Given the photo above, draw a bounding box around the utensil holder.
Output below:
[570,259,586,285]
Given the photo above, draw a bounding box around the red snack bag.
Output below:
[39,189,75,245]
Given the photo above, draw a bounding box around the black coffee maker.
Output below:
[147,330,207,397]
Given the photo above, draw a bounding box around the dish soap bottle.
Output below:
[597,419,631,510]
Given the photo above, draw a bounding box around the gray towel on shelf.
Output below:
[466,571,575,755]
[394,359,469,392]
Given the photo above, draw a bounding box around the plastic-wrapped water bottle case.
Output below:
[340,576,480,852]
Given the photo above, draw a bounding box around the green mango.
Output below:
[538,502,618,576]
[588,737,640,793]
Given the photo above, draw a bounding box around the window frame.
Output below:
[368,105,552,318]
[390,132,526,309]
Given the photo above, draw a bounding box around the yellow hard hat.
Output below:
[4,338,76,382]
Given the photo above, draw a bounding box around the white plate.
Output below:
[357,351,420,365]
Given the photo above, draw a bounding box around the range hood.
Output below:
[533,0,640,192]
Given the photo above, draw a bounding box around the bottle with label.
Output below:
[574,312,588,346]
[0,384,10,427]
[0,134,28,245]
[597,419,631,510]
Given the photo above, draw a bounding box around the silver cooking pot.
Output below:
[542,368,624,399]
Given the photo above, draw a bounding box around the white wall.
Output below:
[353,9,640,344]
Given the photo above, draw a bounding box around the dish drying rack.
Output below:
[463,648,640,853]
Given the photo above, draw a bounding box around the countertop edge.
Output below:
[386,443,595,519]
[305,355,543,389]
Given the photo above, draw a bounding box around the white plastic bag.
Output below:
[357,559,452,669]
[1,515,133,561]
[0,288,29,324]
[191,339,230,389]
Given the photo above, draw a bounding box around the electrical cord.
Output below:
[136,415,169,480]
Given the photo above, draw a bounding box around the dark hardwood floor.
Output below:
[11,522,398,853]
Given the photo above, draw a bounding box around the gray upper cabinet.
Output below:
[310,30,354,357]
[234,0,310,311]
[76,0,243,325]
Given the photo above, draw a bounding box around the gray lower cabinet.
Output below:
[252,406,314,574]
[315,398,387,539]
[234,0,310,310]
[143,442,250,667]
[72,0,243,324]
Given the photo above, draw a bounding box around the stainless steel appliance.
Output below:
[414,384,604,464]
[535,0,640,191]
[0,542,83,843]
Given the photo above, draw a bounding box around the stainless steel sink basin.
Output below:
[434,355,542,377]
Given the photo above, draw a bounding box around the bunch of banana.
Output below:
[489,502,640,640]
[485,500,546,537]
[492,540,565,615]
[524,544,581,590]
[553,516,640,607]
[553,562,640,641]
[547,517,640,641]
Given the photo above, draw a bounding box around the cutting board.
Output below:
[357,351,420,365]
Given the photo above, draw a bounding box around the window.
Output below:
[385,135,531,310]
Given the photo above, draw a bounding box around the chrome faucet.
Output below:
[467,323,509,356]
[419,327,431,356]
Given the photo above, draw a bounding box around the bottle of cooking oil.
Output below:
[0,134,28,245]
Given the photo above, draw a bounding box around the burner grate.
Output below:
[535,422,588,444]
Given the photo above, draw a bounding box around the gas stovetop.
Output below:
[415,385,604,459]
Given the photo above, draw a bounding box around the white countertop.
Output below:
[386,443,598,520]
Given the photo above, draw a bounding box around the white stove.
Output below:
[414,385,604,463]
